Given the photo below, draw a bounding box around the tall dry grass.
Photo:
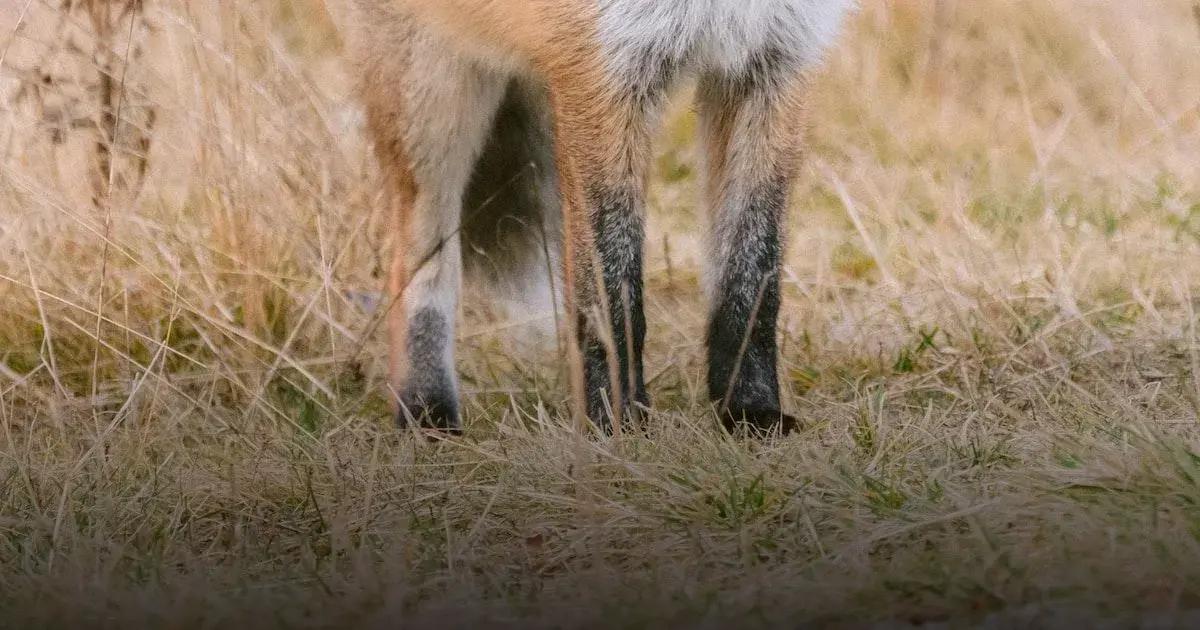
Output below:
[1,0,1200,626]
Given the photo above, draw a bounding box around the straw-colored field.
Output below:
[2,0,1199,626]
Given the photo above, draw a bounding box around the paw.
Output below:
[587,390,651,435]
[720,407,800,437]
[396,397,462,436]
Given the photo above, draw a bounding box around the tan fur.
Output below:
[370,0,602,75]
[699,74,812,294]
[353,6,514,418]
[350,0,836,430]
[353,0,651,424]
[701,74,810,193]
[546,61,657,424]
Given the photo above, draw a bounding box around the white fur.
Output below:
[596,0,853,81]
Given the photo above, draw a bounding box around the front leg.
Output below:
[547,72,663,431]
[698,59,810,435]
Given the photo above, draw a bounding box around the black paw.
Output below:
[720,407,800,437]
[396,397,462,437]
[587,390,651,435]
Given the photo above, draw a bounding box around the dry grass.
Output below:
[2,0,1200,627]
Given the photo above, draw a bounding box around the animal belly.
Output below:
[596,0,852,77]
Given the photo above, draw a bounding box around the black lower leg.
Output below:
[707,178,797,434]
[580,185,649,429]
[395,307,461,433]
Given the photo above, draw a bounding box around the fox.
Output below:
[347,0,854,435]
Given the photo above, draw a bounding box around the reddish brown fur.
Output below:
[353,0,656,425]
[351,0,822,431]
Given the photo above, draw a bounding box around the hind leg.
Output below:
[358,24,508,431]
[697,60,810,435]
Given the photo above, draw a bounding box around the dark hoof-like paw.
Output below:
[588,393,652,436]
[609,402,653,436]
[396,401,462,438]
[720,407,800,437]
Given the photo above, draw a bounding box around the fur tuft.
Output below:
[461,79,562,332]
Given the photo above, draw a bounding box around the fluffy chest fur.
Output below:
[595,0,853,80]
